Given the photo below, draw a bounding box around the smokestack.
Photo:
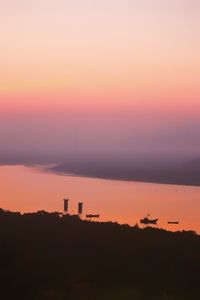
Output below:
[63,199,69,213]
[78,202,83,215]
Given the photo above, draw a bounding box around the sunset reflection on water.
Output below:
[1,165,200,233]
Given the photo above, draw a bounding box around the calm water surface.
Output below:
[1,165,200,233]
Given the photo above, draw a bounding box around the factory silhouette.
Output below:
[63,198,100,220]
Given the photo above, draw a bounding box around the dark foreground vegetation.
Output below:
[0,209,200,300]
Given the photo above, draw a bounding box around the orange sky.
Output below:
[0,0,199,107]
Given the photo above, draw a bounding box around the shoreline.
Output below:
[47,165,200,188]
[1,163,200,188]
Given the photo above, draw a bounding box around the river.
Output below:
[1,165,200,233]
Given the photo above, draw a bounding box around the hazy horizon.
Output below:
[1,0,200,165]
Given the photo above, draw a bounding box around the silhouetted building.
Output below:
[63,199,69,213]
[78,202,83,215]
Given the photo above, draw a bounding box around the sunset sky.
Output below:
[0,0,200,159]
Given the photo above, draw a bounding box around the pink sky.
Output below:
[0,0,200,159]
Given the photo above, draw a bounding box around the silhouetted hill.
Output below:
[184,156,200,169]
[0,209,200,299]
[51,157,200,186]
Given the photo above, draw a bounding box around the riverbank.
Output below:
[50,160,200,187]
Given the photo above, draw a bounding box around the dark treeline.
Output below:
[0,209,200,300]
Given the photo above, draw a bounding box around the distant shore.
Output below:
[0,160,200,187]
[49,161,200,187]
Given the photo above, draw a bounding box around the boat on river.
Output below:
[140,215,158,225]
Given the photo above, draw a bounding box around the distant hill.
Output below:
[184,157,200,169]
[50,156,200,186]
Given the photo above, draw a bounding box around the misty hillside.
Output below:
[184,157,200,169]
[50,156,200,186]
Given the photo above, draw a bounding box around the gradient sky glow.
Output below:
[0,0,200,159]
